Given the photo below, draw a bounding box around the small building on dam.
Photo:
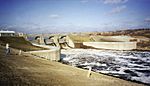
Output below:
[0,30,15,37]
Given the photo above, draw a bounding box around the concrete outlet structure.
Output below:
[31,35,138,50]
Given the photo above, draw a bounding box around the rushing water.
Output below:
[61,49,150,85]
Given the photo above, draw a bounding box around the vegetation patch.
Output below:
[68,35,94,42]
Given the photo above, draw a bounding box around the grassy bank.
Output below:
[0,37,47,51]
[0,46,144,86]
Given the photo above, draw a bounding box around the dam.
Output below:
[30,35,138,50]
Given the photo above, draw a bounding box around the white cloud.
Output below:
[102,0,128,4]
[144,17,150,22]
[80,0,89,3]
[107,5,126,15]
[49,14,60,19]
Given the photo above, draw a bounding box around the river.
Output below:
[61,49,150,85]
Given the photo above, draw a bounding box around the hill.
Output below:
[91,29,150,37]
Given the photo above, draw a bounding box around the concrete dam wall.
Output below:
[83,42,137,50]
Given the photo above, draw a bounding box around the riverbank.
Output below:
[0,46,144,86]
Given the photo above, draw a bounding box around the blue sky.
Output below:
[0,0,150,33]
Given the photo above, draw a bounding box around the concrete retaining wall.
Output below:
[27,44,60,61]
[28,49,60,61]
[83,42,137,50]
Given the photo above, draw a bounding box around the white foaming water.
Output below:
[61,49,150,85]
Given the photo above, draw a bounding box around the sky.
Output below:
[0,0,150,33]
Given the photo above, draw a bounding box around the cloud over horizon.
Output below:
[107,5,126,15]
[102,0,128,4]
[49,14,61,19]
[144,17,150,23]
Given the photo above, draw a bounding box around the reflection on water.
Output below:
[61,49,150,85]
